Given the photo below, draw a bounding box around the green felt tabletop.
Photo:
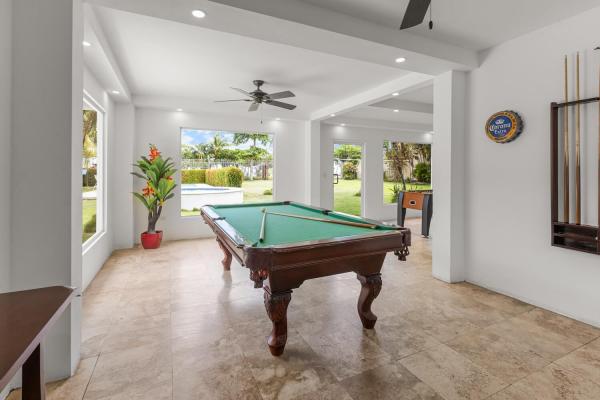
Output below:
[208,202,396,247]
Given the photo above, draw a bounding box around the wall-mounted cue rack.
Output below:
[550,53,600,254]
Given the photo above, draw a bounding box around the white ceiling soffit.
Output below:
[83,5,131,102]
[93,6,410,120]
[300,0,600,51]
[311,73,432,121]
[86,0,478,74]
[323,116,432,134]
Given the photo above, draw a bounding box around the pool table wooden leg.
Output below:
[263,286,292,356]
[215,237,232,271]
[356,273,382,329]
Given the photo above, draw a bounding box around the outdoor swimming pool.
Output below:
[181,183,243,210]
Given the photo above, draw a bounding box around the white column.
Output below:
[112,104,136,249]
[11,0,83,379]
[306,120,321,206]
[431,70,466,283]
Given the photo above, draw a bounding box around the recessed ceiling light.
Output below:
[330,113,336,117]
[275,117,281,121]
[111,90,120,95]
[395,57,406,63]
[393,109,399,113]
[82,41,91,47]
[192,9,207,18]
[340,123,346,126]
[176,108,183,112]
[392,92,399,96]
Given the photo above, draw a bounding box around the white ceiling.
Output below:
[92,6,409,119]
[299,0,600,50]
[322,82,433,132]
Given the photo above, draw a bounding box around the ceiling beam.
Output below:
[87,0,478,74]
[310,72,432,121]
[369,99,433,114]
[323,117,432,133]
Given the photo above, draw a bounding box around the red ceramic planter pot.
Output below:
[141,231,163,249]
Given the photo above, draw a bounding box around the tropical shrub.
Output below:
[342,162,358,180]
[181,169,206,184]
[205,167,243,188]
[389,183,402,203]
[263,188,273,195]
[83,167,97,187]
[413,162,431,183]
[132,144,177,233]
[83,214,96,233]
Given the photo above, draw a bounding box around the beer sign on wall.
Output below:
[485,110,524,143]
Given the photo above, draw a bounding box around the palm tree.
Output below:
[233,132,271,148]
[386,142,410,191]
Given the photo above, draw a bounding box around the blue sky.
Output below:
[181,129,272,150]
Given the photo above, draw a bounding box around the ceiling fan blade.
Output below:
[400,0,431,30]
[214,99,251,103]
[267,90,295,100]
[248,102,259,112]
[231,87,254,97]
[265,100,296,110]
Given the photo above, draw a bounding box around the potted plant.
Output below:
[132,144,177,249]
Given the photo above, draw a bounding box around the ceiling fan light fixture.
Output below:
[393,109,399,112]
[191,9,207,18]
[395,57,406,64]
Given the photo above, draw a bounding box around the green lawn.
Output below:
[181,180,273,217]
[82,199,96,243]
[333,179,362,216]
[333,179,433,215]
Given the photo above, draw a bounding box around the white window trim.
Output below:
[82,91,107,251]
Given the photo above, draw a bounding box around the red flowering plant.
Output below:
[132,144,177,233]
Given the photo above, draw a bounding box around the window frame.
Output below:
[82,92,106,250]
[179,127,276,218]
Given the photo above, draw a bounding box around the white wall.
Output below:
[0,0,11,296]
[11,0,83,381]
[82,68,116,290]
[112,103,135,250]
[134,108,308,241]
[465,7,600,327]
[319,123,432,221]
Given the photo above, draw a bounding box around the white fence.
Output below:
[181,159,272,180]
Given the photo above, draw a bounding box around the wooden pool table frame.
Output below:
[201,201,411,356]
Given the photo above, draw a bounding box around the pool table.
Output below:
[201,201,411,356]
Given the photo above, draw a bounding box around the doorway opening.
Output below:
[333,143,363,216]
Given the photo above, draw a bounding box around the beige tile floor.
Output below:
[8,219,600,400]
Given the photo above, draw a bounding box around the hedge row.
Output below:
[206,167,243,188]
[182,167,243,187]
[181,169,206,184]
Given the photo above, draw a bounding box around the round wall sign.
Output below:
[485,110,523,143]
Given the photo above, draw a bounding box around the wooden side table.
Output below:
[0,286,75,400]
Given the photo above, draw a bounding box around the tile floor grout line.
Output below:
[80,355,100,400]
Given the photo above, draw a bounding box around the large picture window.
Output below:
[383,141,431,204]
[180,129,274,216]
[82,96,105,244]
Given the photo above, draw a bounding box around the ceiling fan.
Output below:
[215,80,297,112]
[400,0,433,30]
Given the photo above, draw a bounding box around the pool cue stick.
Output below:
[259,208,267,242]
[266,211,377,229]
[564,55,570,222]
[576,52,581,224]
